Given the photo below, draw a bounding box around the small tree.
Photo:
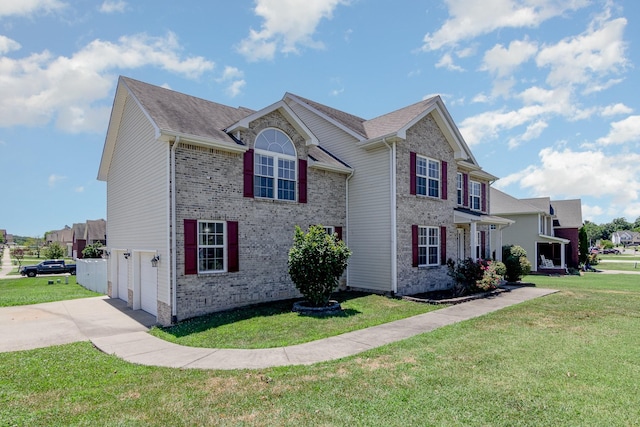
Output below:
[288,225,351,307]
[82,242,104,258]
[578,226,588,265]
[502,245,531,283]
[43,242,66,260]
[11,247,25,268]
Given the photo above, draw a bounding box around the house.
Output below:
[45,226,74,257]
[490,188,583,272]
[611,230,640,247]
[71,223,87,259]
[98,76,508,325]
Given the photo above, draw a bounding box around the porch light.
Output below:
[151,255,160,267]
[123,251,131,259]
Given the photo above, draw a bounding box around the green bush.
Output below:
[43,242,65,260]
[502,245,531,282]
[82,242,104,259]
[446,258,504,296]
[288,225,351,307]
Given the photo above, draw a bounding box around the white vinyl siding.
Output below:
[288,101,393,292]
[105,96,170,307]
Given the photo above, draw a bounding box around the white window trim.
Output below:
[470,180,481,211]
[418,226,440,267]
[254,128,297,201]
[198,220,227,274]
[456,172,463,205]
[416,155,440,198]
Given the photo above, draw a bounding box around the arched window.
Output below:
[253,129,297,201]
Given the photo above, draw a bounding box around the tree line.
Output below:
[582,216,640,244]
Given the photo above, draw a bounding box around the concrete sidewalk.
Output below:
[0,286,557,370]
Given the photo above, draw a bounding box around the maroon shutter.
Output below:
[227,221,239,272]
[481,183,487,212]
[440,226,447,265]
[335,226,343,241]
[441,161,448,200]
[184,219,197,275]
[412,225,419,267]
[298,159,307,203]
[243,149,254,198]
[480,230,486,259]
[463,174,469,207]
[410,152,417,195]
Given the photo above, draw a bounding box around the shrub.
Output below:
[288,225,352,307]
[502,245,531,282]
[446,258,503,296]
[82,242,104,259]
[43,242,65,260]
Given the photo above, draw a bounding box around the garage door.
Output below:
[117,252,128,302]
[140,252,158,316]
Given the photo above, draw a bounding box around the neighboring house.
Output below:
[490,188,583,272]
[611,231,640,246]
[45,226,74,257]
[72,222,87,259]
[84,219,107,247]
[98,76,507,325]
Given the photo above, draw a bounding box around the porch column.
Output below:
[495,226,503,261]
[560,243,566,268]
[470,221,477,260]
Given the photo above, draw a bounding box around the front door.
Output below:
[457,228,465,260]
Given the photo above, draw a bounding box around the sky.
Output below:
[1,0,639,237]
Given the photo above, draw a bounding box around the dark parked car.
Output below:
[602,248,621,255]
[19,260,77,277]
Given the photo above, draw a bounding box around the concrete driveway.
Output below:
[0,296,156,353]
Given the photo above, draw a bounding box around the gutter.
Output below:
[345,168,354,287]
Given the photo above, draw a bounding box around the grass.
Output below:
[597,261,640,272]
[149,291,445,348]
[0,276,101,307]
[1,273,639,426]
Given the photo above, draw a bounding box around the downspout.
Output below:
[345,169,354,287]
[382,138,398,294]
[170,136,180,323]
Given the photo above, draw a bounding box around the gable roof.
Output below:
[490,188,548,215]
[285,92,494,179]
[99,76,254,180]
[551,199,583,228]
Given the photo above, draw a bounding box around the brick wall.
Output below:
[173,110,347,321]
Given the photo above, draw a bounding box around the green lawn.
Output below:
[149,291,445,349]
[597,261,640,272]
[0,276,101,306]
[1,273,639,426]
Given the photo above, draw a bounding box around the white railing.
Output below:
[76,258,107,294]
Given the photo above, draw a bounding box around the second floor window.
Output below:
[416,155,440,198]
[470,181,481,210]
[254,128,297,201]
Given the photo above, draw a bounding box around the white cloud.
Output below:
[507,120,547,148]
[75,186,85,193]
[421,0,588,51]
[435,53,464,71]
[0,36,21,54]
[536,15,628,88]
[99,0,127,13]
[0,32,215,132]
[596,115,640,146]
[601,103,633,117]
[498,147,640,205]
[481,39,538,77]
[216,66,245,98]
[48,174,66,187]
[0,0,65,17]
[237,0,349,61]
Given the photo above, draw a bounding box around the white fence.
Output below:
[76,258,107,294]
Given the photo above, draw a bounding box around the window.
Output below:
[418,226,440,266]
[254,129,297,201]
[456,172,463,205]
[198,221,225,273]
[470,180,481,210]
[416,155,440,198]
[184,219,239,275]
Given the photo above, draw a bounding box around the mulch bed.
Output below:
[402,283,534,305]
